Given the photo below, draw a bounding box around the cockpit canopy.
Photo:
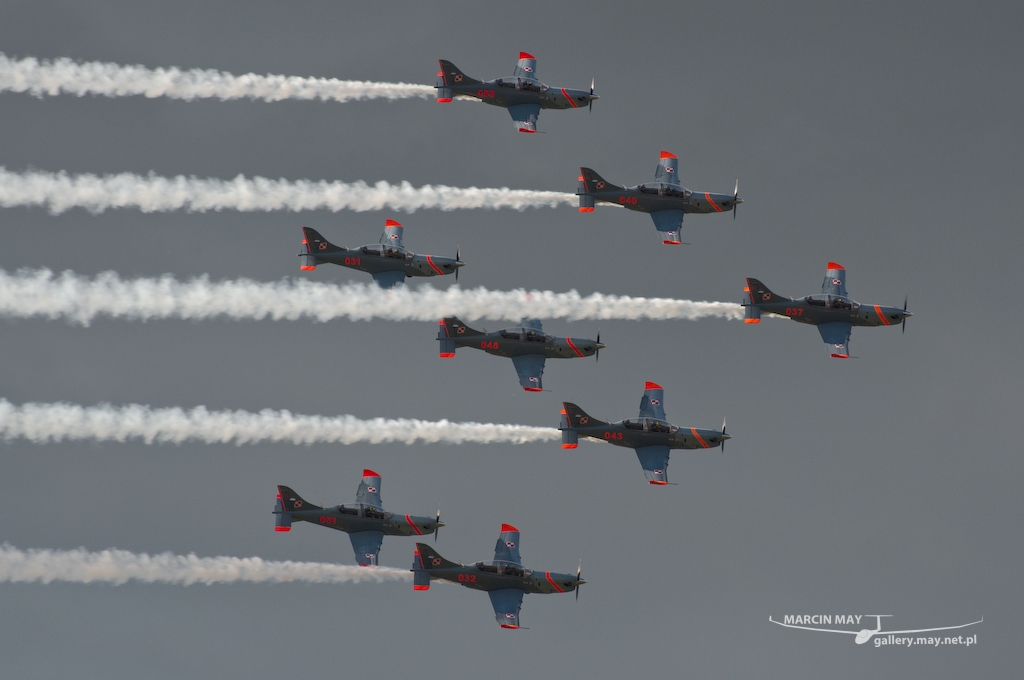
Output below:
[803,294,859,310]
[336,503,392,519]
[636,182,691,198]
[498,327,552,343]
[475,560,531,578]
[359,243,412,260]
[495,77,548,93]
[621,417,676,434]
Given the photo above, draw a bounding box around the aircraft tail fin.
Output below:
[578,168,623,210]
[275,485,320,531]
[437,60,481,87]
[743,278,786,324]
[560,402,605,448]
[413,542,459,590]
[299,227,346,270]
[438,316,483,356]
[654,150,681,185]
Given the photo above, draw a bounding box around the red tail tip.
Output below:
[500,523,520,533]
[518,52,535,60]
[744,318,761,324]
[578,207,595,212]
[413,585,430,591]
[439,352,456,358]
[644,381,663,391]
[437,71,443,77]
[827,261,845,270]
[274,526,291,532]
[437,97,453,103]
[659,150,677,159]
[300,266,316,271]
[362,469,381,478]
[385,219,402,227]
[561,443,578,449]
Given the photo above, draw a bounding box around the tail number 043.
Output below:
[604,431,624,440]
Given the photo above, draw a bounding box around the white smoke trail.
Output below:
[0,269,744,325]
[0,52,434,103]
[0,544,410,586]
[0,168,574,215]
[0,399,559,446]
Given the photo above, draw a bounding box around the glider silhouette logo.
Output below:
[769,614,982,646]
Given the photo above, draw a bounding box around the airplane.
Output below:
[741,262,913,358]
[298,219,463,289]
[437,317,604,392]
[435,52,598,133]
[273,469,443,566]
[577,150,742,244]
[412,524,584,629]
[559,381,730,485]
[769,614,983,645]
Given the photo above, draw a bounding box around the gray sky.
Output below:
[1,0,1020,677]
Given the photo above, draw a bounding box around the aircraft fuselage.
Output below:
[589,184,739,216]
[447,79,594,111]
[427,563,581,595]
[451,330,600,360]
[572,420,726,451]
[755,297,909,328]
[282,505,438,538]
[311,246,461,280]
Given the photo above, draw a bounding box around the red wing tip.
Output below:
[830,353,850,359]
[659,150,677,159]
[518,128,537,133]
[274,526,291,532]
[362,469,381,479]
[827,261,845,270]
[561,443,578,449]
[413,585,430,591]
[436,98,452,103]
[644,381,663,391]
[662,240,681,245]
[523,387,543,392]
[500,624,520,629]
[648,480,669,485]
[744,318,761,324]
[299,266,316,271]
[500,523,520,533]
[578,207,595,212]
[439,352,456,358]
[518,52,535,60]
[385,219,402,227]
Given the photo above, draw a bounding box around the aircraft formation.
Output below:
[6,50,914,631]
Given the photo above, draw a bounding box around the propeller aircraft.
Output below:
[273,470,443,566]
[560,382,730,485]
[437,317,604,392]
[412,524,584,629]
[742,262,912,358]
[298,219,463,289]
[577,150,742,245]
[435,52,598,133]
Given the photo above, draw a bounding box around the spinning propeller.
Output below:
[576,559,585,601]
[902,295,908,333]
[720,417,728,453]
[589,78,595,112]
[434,508,443,541]
[455,246,462,281]
[733,180,741,220]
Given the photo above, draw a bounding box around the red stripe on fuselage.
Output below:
[425,255,445,276]
[561,88,579,108]
[691,427,710,448]
[874,305,890,325]
[705,193,723,212]
[545,571,565,593]
[565,337,584,357]
[406,514,424,536]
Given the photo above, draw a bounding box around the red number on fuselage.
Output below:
[344,257,361,266]
[457,573,477,583]
[785,308,804,316]
[477,89,496,99]
[319,516,337,525]
[618,196,638,205]
[480,341,499,350]
[603,431,623,440]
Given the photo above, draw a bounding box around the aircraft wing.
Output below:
[507,103,541,133]
[650,210,684,245]
[349,530,384,566]
[817,321,852,358]
[511,354,546,391]
[488,588,525,628]
[371,270,406,289]
[635,444,671,485]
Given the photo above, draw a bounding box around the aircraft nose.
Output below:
[577,578,587,585]
[721,433,732,440]
[453,261,465,268]
[903,310,913,317]
[436,520,447,527]
[596,343,607,350]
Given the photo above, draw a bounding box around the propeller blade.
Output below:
[576,559,583,601]
[733,179,739,220]
[902,295,907,334]
[434,508,441,541]
[455,246,460,281]
[721,417,727,453]
[596,330,601,362]
[589,78,594,112]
